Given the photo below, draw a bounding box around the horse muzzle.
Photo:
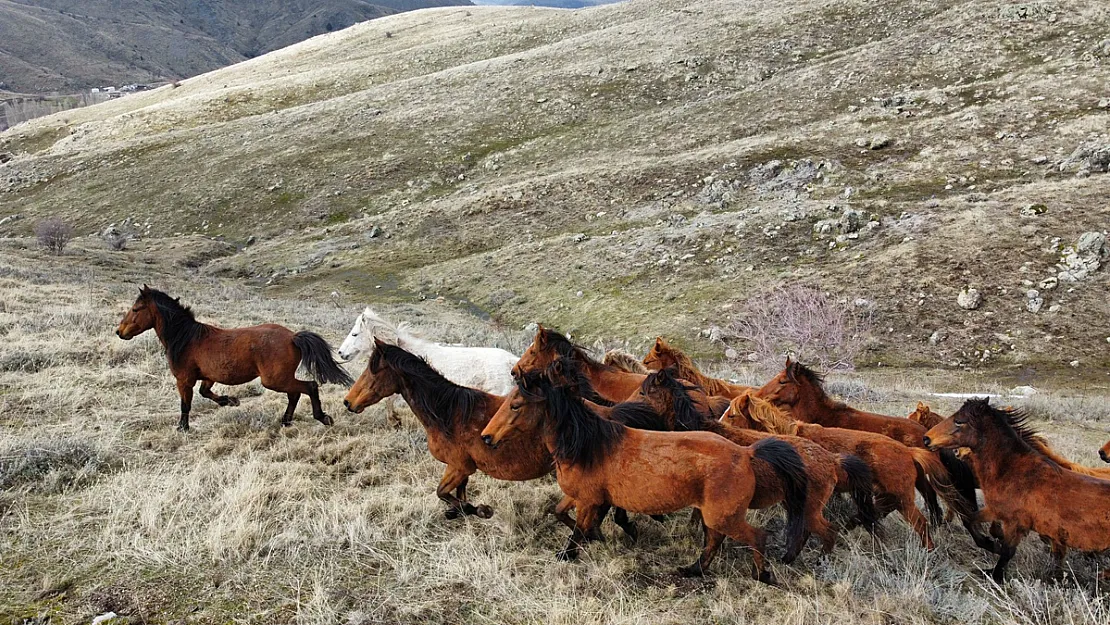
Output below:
[116,329,132,340]
[922,436,934,451]
[1101,449,1109,463]
[481,434,500,449]
[343,399,363,414]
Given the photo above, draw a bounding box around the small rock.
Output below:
[929,329,948,345]
[957,288,982,310]
[1100,98,1110,109]
[1070,360,1080,368]
[1011,385,1038,396]
[246,235,257,246]
[1025,296,1044,313]
[854,138,869,148]
[92,613,118,625]
[1048,304,1061,313]
[1039,276,1057,290]
[0,152,12,164]
[524,322,539,333]
[367,225,381,239]
[572,233,588,243]
[1020,203,1047,216]
[869,135,893,150]
[724,347,739,360]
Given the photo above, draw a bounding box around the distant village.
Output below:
[89,83,157,98]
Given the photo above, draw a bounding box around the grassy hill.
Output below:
[2,0,1110,376]
[0,0,472,93]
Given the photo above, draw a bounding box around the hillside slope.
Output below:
[0,0,472,92]
[1,0,1109,375]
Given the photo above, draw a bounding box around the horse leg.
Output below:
[678,526,725,578]
[1048,539,1068,581]
[896,489,934,551]
[553,496,577,530]
[712,514,773,584]
[282,393,301,426]
[199,379,238,407]
[787,482,837,563]
[612,508,639,542]
[991,525,1027,584]
[454,476,493,519]
[557,503,602,561]
[176,377,195,431]
[303,381,332,426]
[436,466,484,519]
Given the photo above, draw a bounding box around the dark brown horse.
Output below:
[344,340,553,519]
[925,399,1110,582]
[513,326,645,403]
[116,286,352,431]
[482,371,809,582]
[626,368,885,561]
[642,337,754,399]
[1101,439,1110,464]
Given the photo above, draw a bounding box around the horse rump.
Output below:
[293,331,354,386]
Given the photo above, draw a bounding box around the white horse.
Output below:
[338,308,518,421]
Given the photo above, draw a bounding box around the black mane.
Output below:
[539,329,616,373]
[145,288,209,369]
[548,356,615,407]
[786,360,849,408]
[958,398,1042,453]
[374,343,491,436]
[644,368,714,431]
[521,375,625,468]
[608,401,669,431]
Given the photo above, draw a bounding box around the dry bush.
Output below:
[0,437,115,493]
[729,285,873,372]
[33,217,74,255]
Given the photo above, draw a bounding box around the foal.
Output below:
[642,337,754,398]
[925,399,1110,582]
[482,373,808,582]
[116,286,352,431]
[344,340,552,518]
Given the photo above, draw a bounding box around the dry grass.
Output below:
[2,242,1110,624]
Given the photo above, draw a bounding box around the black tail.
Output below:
[293,331,354,386]
[751,438,809,561]
[840,454,881,536]
[939,448,979,517]
[914,469,945,527]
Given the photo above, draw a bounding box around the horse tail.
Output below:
[839,453,880,536]
[293,331,354,387]
[938,448,979,515]
[751,438,809,558]
[911,448,962,525]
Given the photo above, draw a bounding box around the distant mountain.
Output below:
[0,0,472,93]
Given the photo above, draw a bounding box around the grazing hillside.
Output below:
[2,0,1110,376]
[0,0,472,93]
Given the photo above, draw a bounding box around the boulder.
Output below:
[957,288,981,310]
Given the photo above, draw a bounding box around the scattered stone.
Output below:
[1070,360,1080,368]
[1011,385,1038,396]
[1100,98,1110,109]
[572,233,588,243]
[0,214,22,227]
[1048,304,1061,313]
[929,329,948,345]
[957,287,982,310]
[1057,231,1109,282]
[524,322,539,333]
[1020,203,1047,216]
[367,225,381,239]
[0,152,12,164]
[1025,289,1044,313]
[868,135,893,150]
[1039,276,1057,290]
[854,138,869,148]
[92,613,118,625]
[724,347,739,360]
[246,235,257,246]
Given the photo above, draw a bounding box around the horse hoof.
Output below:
[226,397,240,407]
[650,515,667,523]
[555,549,578,562]
[281,420,293,427]
[316,414,334,426]
[445,508,461,520]
[677,564,704,578]
[758,570,777,586]
[176,425,190,432]
[475,505,494,519]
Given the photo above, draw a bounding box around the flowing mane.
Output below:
[958,398,1053,460]
[548,357,615,407]
[522,374,625,468]
[602,349,650,374]
[786,361,847,408]
[372,343,493,436]
[746,395,800,435]
[145,288,210,369]
[643,368,714,431]
[538,328,618,373]
[650,339,740,397]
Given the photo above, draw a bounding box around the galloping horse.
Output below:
[337,307,518,422]
[116,286,352,431]
[642,337,753,398]
[344,340,551,519]
[1101,439,1110,464]
[481,371,809,582]
[627,368,883,560]
[513,326,645,402]
[925,399,1110,582]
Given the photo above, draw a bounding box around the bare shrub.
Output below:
[728,285,873,371]
[103,229,130,251]
[34,217,74,255]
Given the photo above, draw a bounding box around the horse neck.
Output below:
[396,372,493,432]
[584,363,642,401]
[793,385,838,423]
[971,425,1037,485]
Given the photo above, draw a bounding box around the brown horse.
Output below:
[925,399,1110,582]
[642,337,753,398]
[1101,439,1110,464]
[482,371,809,582]
[116,286,352,431]
[908,402,945,430]
[726,394,964,551]
[343,340,553,519]
[513,326,645,402]
[626,368,885,561]
[755,359,926,447]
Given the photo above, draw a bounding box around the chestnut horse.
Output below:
[513,326,645,402]
[482,372,809,582]
[626,368,884,560]
[1101,439,1110,464]
[725,396,948,550]
[908,402,945,430]
[116,286,352,431]
[925,399,1110,582]
[642,337,753,398]
[343,340,553,519]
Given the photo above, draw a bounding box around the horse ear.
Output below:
[917,401,928,411]
[655,337,664,348]
[535,324,546,345]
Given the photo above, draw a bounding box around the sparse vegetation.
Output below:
[33,218,74,255]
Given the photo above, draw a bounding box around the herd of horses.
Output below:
[116,286,1110,585]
